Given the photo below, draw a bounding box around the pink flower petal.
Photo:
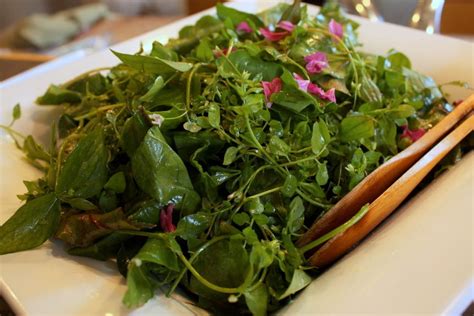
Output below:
[259,27,289,41]
[293,73,310,92]
[308,83,336,103]
[236,21,252,33]
[277,20,295,32]
[160,204,176,233]
[401,125,426,142]
[329,19,344,39]
[304,52,328,74]
[261,77,282,108]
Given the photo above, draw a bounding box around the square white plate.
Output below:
[1,2,473,315]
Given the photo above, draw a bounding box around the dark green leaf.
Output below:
[131,126,200,214]
[112,50,193,74]
[123,263,155,308]
[339,115,375,141]
[56,208,140,247]
[121,112,151,157]
[223,146,239,166]
[104,172,127,193]
[216,3,263,27]
[140,76,165,102]
[36,85,81,105]
[176,213,211,240]
[0,193,60,254]
[56,127,109,199]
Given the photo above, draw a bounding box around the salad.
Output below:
[0,1,466,315]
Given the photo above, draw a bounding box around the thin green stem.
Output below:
[186,63,202,112]
[73,103,125,121]
[299,203,370,254]
[244,186,283,201]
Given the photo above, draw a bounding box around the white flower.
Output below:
[149,113,164,127]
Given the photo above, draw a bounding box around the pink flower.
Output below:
[304,52,328,74]
[277,21,295,32]
[261,77,282,108]
[293,73,336,103]
[329,19,343,39]
[401,125,426,142]
[259,21,295,41]
[160,204,176,232]
[236,21,252,33]
[293,73,310,91]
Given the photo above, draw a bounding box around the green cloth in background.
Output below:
[0,3,109,50]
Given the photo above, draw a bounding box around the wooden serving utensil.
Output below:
[308,112,473,267]
[297,94,474,249]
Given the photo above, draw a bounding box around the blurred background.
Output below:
[0,0,472,80]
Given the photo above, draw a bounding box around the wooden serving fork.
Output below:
[298,94,474,267]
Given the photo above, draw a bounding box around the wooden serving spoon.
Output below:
[297,95,474,250]
[308,112,473,267]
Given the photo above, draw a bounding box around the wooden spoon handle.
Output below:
[308,114,474,267]
[297,94,474,248]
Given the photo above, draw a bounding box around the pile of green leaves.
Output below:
[0,1,458,315]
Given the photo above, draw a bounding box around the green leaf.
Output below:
[196,38,214,62]
[224,50,282,81]
[316,162,329,186]
[278,269,311,299]
[377,117,397,154]
[56,208,139,247]
[66,197,97,210]
[208,103,221,129]
[36,85,82,105]
[188,238,250,301]
[123,262,156,308]
[279,0,302,24]
[233,213,250,226]
[150,41,178,61]
[0,193,60,254]
[282,174,298,197]
[216,3,263,27]
[243,227,259,244]
[121,112,151,157]
[140,76,165,102]
[104,172,127,193]
[272,86,314,113]
[389,104,415,119]
[311,121,326,155]
[134,238,180,271]
[268,136,290,157]
[68,232,129,260]
[176,213,211,240]
[223,146,239,165]
[23,136,50,162]
[112,50,193,74]
[359,77,382,104]
[339,115,375,142]
[244,283,268,316]
[131,126,200,214]
[56,128,109,199]
[387,51,411,70]
[12,103,21,121]
[287,196,304,234]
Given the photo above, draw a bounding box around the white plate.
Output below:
[1,2,473,315]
